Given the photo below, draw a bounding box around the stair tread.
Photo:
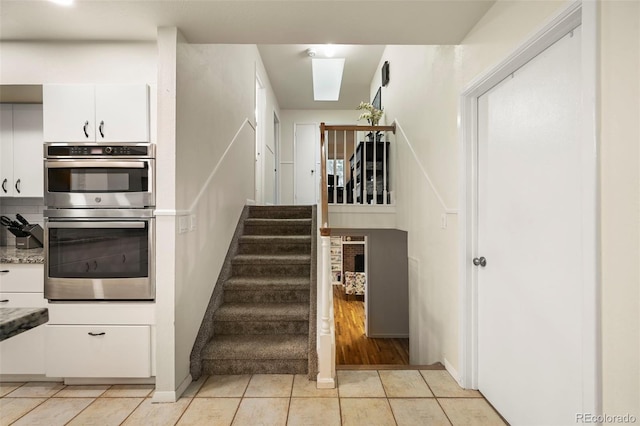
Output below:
[239,235,311,242]
[225,276,310,288]
[215,302,309,321]
[245,218,311,224]
[203,334,308,360]
[232,254,310,264]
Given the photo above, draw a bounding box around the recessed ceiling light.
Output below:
[312,58,345,101]
[324,44,336,58]
[49,0,74,6]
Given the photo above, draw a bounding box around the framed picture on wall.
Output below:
[382,61,390,87]
[373,87,381,111]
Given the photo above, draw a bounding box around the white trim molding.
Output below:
[458,0,600,416]
[153,118,255,218]
[394,119,458,215]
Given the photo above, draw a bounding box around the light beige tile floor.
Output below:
[0,369,506,425]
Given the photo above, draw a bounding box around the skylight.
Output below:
[312,58,345,101]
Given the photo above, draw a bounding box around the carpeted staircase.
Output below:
[191,205,317,378]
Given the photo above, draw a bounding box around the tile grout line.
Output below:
[284,375,293,425]
[420,372,455,426]
[5,383,53,425]
[61,384,108,426]
[377,370,400,426]
[227,373,252,425]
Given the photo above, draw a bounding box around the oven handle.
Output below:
[46,161,146,169]
[47,221,146,229]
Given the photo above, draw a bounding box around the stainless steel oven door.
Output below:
[44,209,155,301]
[45,159,154,208]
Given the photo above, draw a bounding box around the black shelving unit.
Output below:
[349,140,390,204]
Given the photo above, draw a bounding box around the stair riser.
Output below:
[202,359,308,375]
[224,290,309,303]
[238,242,311,255]
[214,321,309,335]
[248,207,312,219]
[232,263,310,277]
[243,224,311,236]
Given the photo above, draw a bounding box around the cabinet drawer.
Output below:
[46,325,150,378]
[0,292,46,307]
[0,264,44,293]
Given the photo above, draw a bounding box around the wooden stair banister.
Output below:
[319,122,396,233]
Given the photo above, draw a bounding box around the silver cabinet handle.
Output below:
[1,178,7,193]
[99,120,105,138]
[473,257,487,267]
[88,332,106,336]
[47,161,146,169]
[48,221,145,229]
[15,179,20,194]
[83,121,90,138]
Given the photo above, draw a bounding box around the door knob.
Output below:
[473,257,487,267]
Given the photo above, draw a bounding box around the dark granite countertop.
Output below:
[0,307,48,341]
[0,247,45,264]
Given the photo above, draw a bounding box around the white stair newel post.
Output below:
[317,233,335,388]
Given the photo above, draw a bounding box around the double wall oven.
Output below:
[44,143,155,301]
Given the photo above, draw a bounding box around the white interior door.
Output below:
[255,78,266,205]
[294,123,318,205]
[264,145,276,205]
[477,27,586,425]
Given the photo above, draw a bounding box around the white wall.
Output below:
[279,110,360,204]
[599,1,640,417]
[372,45,460,369]
[373,0,571,375]
[170,43,279,398]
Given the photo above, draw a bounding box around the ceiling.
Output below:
[0,0,495,110]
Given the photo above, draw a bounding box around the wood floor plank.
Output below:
[332,285,410,365]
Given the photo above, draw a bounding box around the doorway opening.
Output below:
[332,234,410,366]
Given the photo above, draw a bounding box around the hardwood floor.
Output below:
[333,285,410,365]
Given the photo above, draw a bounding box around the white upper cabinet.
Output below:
[43,84,149,142]
[0,105,14,196]
[0,104,44,197]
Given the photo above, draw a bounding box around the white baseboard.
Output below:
[0,374,59,382]
[64,377,155,385]
[316,376,336,389]
[151,391,178,403]
[246,199,256,205]
[444,358,463,387]
[151,374,192,403]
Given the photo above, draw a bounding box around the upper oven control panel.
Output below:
[45,143,155,158]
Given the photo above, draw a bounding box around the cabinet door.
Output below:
[0,292,47,375]
[0,105,14,196]
[43,85,95,142]
[12,104,44,197]
[95,85,149,142]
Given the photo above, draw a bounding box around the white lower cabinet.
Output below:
[0,293,47,375]
[46,325,151,378]
[0,264,44,293]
